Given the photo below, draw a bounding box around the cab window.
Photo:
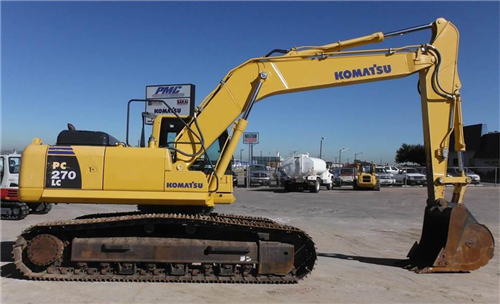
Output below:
[158,118,190,150]
[9,157,20,174]
[189,132,231,174]
[0,157,4,183]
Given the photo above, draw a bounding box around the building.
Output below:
[449,124,499,182]
[448,124,486,167]
[252,156,281,167]
[474,132,499,167]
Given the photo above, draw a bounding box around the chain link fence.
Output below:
[414,166,498,186]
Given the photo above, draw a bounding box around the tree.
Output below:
[395,143,426,165]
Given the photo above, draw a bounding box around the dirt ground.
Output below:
[1,185,499,304]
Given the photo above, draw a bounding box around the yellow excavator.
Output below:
[14,18,494,283]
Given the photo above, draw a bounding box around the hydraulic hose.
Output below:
[426,45,455,99]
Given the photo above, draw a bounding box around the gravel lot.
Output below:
[1,185,498,304]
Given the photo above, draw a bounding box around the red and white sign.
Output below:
[243,132,259,144]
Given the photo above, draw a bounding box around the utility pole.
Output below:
[240,149,244,165]
[247,145,251,188]
[354,152,363,163]
[319,137,325,159]
[339,148,349,167]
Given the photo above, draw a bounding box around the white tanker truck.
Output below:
[281,153,333,193]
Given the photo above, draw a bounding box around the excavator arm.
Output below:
[172,18,493,272]
[176,19,451,197]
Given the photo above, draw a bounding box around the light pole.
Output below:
[339,148,350,167]
[319,137,325,159]
[354,152,363,163]
[240,149,244,165]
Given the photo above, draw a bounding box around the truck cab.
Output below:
[0,153,21,201]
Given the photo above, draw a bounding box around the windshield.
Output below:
[9,157,21,174]
[405,168,419,174]
[362,166,373,173]
[376,168,387,173]
[340,168,353,175]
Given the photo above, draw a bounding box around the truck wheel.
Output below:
[309,179,320,193]
[353,180,359,190]
[374,181,381,191]
[284,182,292,192]
[336,179,342,188]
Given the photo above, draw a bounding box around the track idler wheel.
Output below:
[26,234,64,267]
[407,199,494,273]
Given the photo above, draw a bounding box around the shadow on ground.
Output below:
[1,241,15,262]
[318,252,409,268]
[241,187,288,193]
[1,263,25,279]
[1,241,25,279]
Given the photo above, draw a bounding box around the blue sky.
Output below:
[1,1,499,164]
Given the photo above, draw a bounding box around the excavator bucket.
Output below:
[407,201,494,273]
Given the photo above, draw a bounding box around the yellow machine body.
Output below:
[19,140,234,207]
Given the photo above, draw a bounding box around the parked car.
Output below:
[393,168,427,185]
[375,167,396,186]
[332,167,355,186]
[244,164,271,187]
[418,167,427,175]
[447,167,481,185]
[383,166,400,175]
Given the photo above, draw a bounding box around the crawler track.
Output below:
[1,202,29,220]
[13,213,316,283]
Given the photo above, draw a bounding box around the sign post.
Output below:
[243,132,259,188]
